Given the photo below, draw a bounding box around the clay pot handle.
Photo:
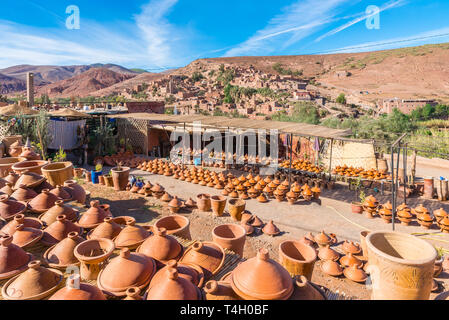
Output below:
[14,214,25,223]
[90,200,99,208]
[104,217,113,223]
[0,235,13,246]
[167,268,178,280]
[42,189,50,194]
[120,248,131,259]
[166,260,178,268]
[155,227,167,237]
[126,219,135,226]
[204,280,218,294]
[68,231,79,239]
[67,274,81,289]
[192,242,203,252]
[257,248,269,261]
[56,215,67,222]
[295,275,309,288]
[28,260,41,269]
[126,287,140,298]
[55,200,64,206]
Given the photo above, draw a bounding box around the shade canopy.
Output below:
[0,105,39,116]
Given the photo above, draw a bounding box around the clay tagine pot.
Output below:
[14,171,46,189]
[97,248,157,297]
[11,224,44,249]
[1,213,42,236]
[77,200,109,229]
[145,267,201,300]
[0,195,26,221]
[262,220,281,236]
[343,264,368,283]
[114,219,151,250]
[49,274,106,300]
[27,189,60,214]
[340,252,363,268]
[320,259,343,277]
[149,260,205,289]
[341,240,362,255]
[230,248,294,300]
[87,217,122,240]
[123,287,142,300]
[63,180,86,205]
[43,231,85,269]
[10,184,38,202]
[204,280,239,300]
[318,245,340,262]
[288,275,326,300]
[49,185,72,202]
[180,241,225,280]
[41,215,83,246]
[73,238,115,281]
[168,196,183,214]
[39,200,79,226]
[0,235,33,280]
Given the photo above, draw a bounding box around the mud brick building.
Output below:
[125,101,165,114]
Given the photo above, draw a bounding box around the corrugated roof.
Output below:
[106,113,352,139]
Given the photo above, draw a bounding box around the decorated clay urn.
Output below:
[97,248,157,297]
[27,189,60,214]
[10,184,38,202]
[77,201,109,229]
[1,214,42,236]
[63,180,86,205]
[43,231,85,268]
[87,217,122,240]
[41,215,83,246]
[114,219,151,249]
[0,235,33,280]
[0,195,26,221]
[230,248,294,300]
[39,200,79,226]
[145,267,200,300]
[137,227,183,268]
[49,274,106,300]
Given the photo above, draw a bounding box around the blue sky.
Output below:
[1,0,449,71]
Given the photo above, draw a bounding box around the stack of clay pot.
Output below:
[413,204,434,229]
[332,165,388,181]
[280,159,323,174]
[362,195,378,219]
[434,208,449,232]
[397,203,413,226]
[301,184,313,201]
[378,201,393,223]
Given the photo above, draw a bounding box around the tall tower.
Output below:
[26,72,34,107]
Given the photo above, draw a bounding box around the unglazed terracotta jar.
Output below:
[27,189,60,214]
[11,224,43,248]
[0,195,26,221]
[41,215,83,246]
[2,260,63,300]
[228,199,245,222]
[149,260,204,289]
[97,248,157,297]
[212,224,246,257]
[204,280,238,300]
[279,240,317,281]
[230,248,294,300]
[196,194,211,212]
[63,180,86,205]
[154,215,191,240]
[180,241,225,280]
[145,267,201,300]
[0,235,33,280]
[39,200,79,226]
[211,196,227,217]
[49,274,106,300]
[1,214,42,236]
[114,219,151,250]
[366,231,437,300]
[74,238,115,281]
[77,201,109,229]
[87,217,122,240]
[43,231,85,269]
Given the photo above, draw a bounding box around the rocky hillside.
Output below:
[0,73,26,94]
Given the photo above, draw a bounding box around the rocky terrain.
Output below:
[0,73,26,94]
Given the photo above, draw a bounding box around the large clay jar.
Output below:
[10,184,38,202]
[41,162,74,187]
[74,238,115,281]
[228,199,246,222]
[111,166,130,191]
[211,196,227,217]
[39,200,79,226]
[41,215,83,246]
[87,217,122,240]
[77,200,109,229]
[288,275,326,300]
[196,194,211,212]
[0,235,33,280]
[2,260,63,300]
[12,160,48,175]
[63,180,86,205]
[27,189,60,214]
[49,274,106,300]
[137,227,183,268]
[366,231,437,300]
[154,215,191,240]
[1,214,42,236]
[97,248,156,297]
[204,280,239,300]
[149,260,205,289]
[0,195,26,221]
[43,231,85,269]
[145,267,201,300]
[114,219,151,250]
[212,224,246,257]
[180,241,225,280]
[230,248,294,300]
[279,240,317,281]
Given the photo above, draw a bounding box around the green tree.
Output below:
[336,93,346,104]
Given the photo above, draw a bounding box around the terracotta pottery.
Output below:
[39,200,79,226]
[351,202,363,214]
[27,189,60,214]
[262,220,281,236]
[73,238,115,280]
[250,215,264,228]
[77,200,109,229]
[230,248,293,300]
[228,199,246,222]
[0,236,32,280]
[49,274,106,300]
[341,240,362,255]
[180,241,225,280]
[12,160,48,175]
[314,230,332,248]
[344,264,368,283]
[360,231,370,257]
[185,198,197,209]
[318,245,340,261]
[43,231,85,268]
[87,217,122,240]
[196,194,211,212]
[8,141,23,158]
[10,184,37,202]
[0,182,14,196]
[41,160,75,187]
[366,231,437,300]
[211,195,227,217]
[340,252,363,268]
[161,192,172,203]
[97,248,156,297]
[288,275,326,300]
[257,193,268,203]
[11,224,43,248]
[241,222,254,236]
[137,227,183,267]
[145,267,201,300]
[49,185,72,202]
[114,219,151,250]
[151,183,165,199]
[0,158,25,178]
[149,260,205,289]
[0,195,26,221]
[111,166,130,191]
[212,224,246,257]
[168,196,183,214]
[204,280,238,300]
[279,240,317,281]
[41,215,83,246]
[14,171,45,189]
[19,147,41,161]
[4,171,20,185]
[320,259,343,277]
[1,214,42,235]
[154,215,191,240]
[63,180,86,204]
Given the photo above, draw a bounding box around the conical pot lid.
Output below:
[0,235,33,280]
[145,267,199,300]
[137,227,183,266]
[341,241,362,255]
[42,215,83,246]
[230,248,293,300]
[250,215,264,227]
[49,186,72,201]
[77,200,108,229]
[28,189,60,213]
[49,274,106,300]
[2,260,63,300]
[318,245,340,261]
[114,219,151,249]
[97,248,156,297]
[180,241,225,280]
[1,213,42,236]
[149,260,204,289]
[0,195,26,221]
[0,183,14,196]
[87,217,122,240]
[168,196,183,208]
[3,172,19,185]
[262,220,280,236]
[288,275,326,300]
[10,184,38,202]
[14,171,46,189]
[11,224,43,248]
[39,200,78,226]
[43,232,85,268]
[343,264,367,283]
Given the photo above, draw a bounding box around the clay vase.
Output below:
[230,248,294,300]
[196,194,211,212]
[204,280,239,300]
[49,274,106,300]
[97,248,157,297]
[39,200,79,226]
[1,214,43,236]
[41,215,83,246]
[0,195,26,221]
[137,227,183,268]
[149,260,205,289]
[114,219,151,250]
[49,186,72,202]
[43,231,85,268]
[87,217,122,240]
[180,241,225,280]
[11,224,43,248]
[279,240,317,281]
[211,196,227,217]
[77,200,109,229]
[360,230,370,258]
[10,184,38,202]
[27,189,60,214]
[0,235,33,280]
[73,238,115,280]
[154,215,191,240]
[145,267,201,300]
[212,224,246,257]
[366,231,437,300]
[289,275,326,300]
[228,199,246,222]
[111,166,130,191]
[63,180,86,205]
